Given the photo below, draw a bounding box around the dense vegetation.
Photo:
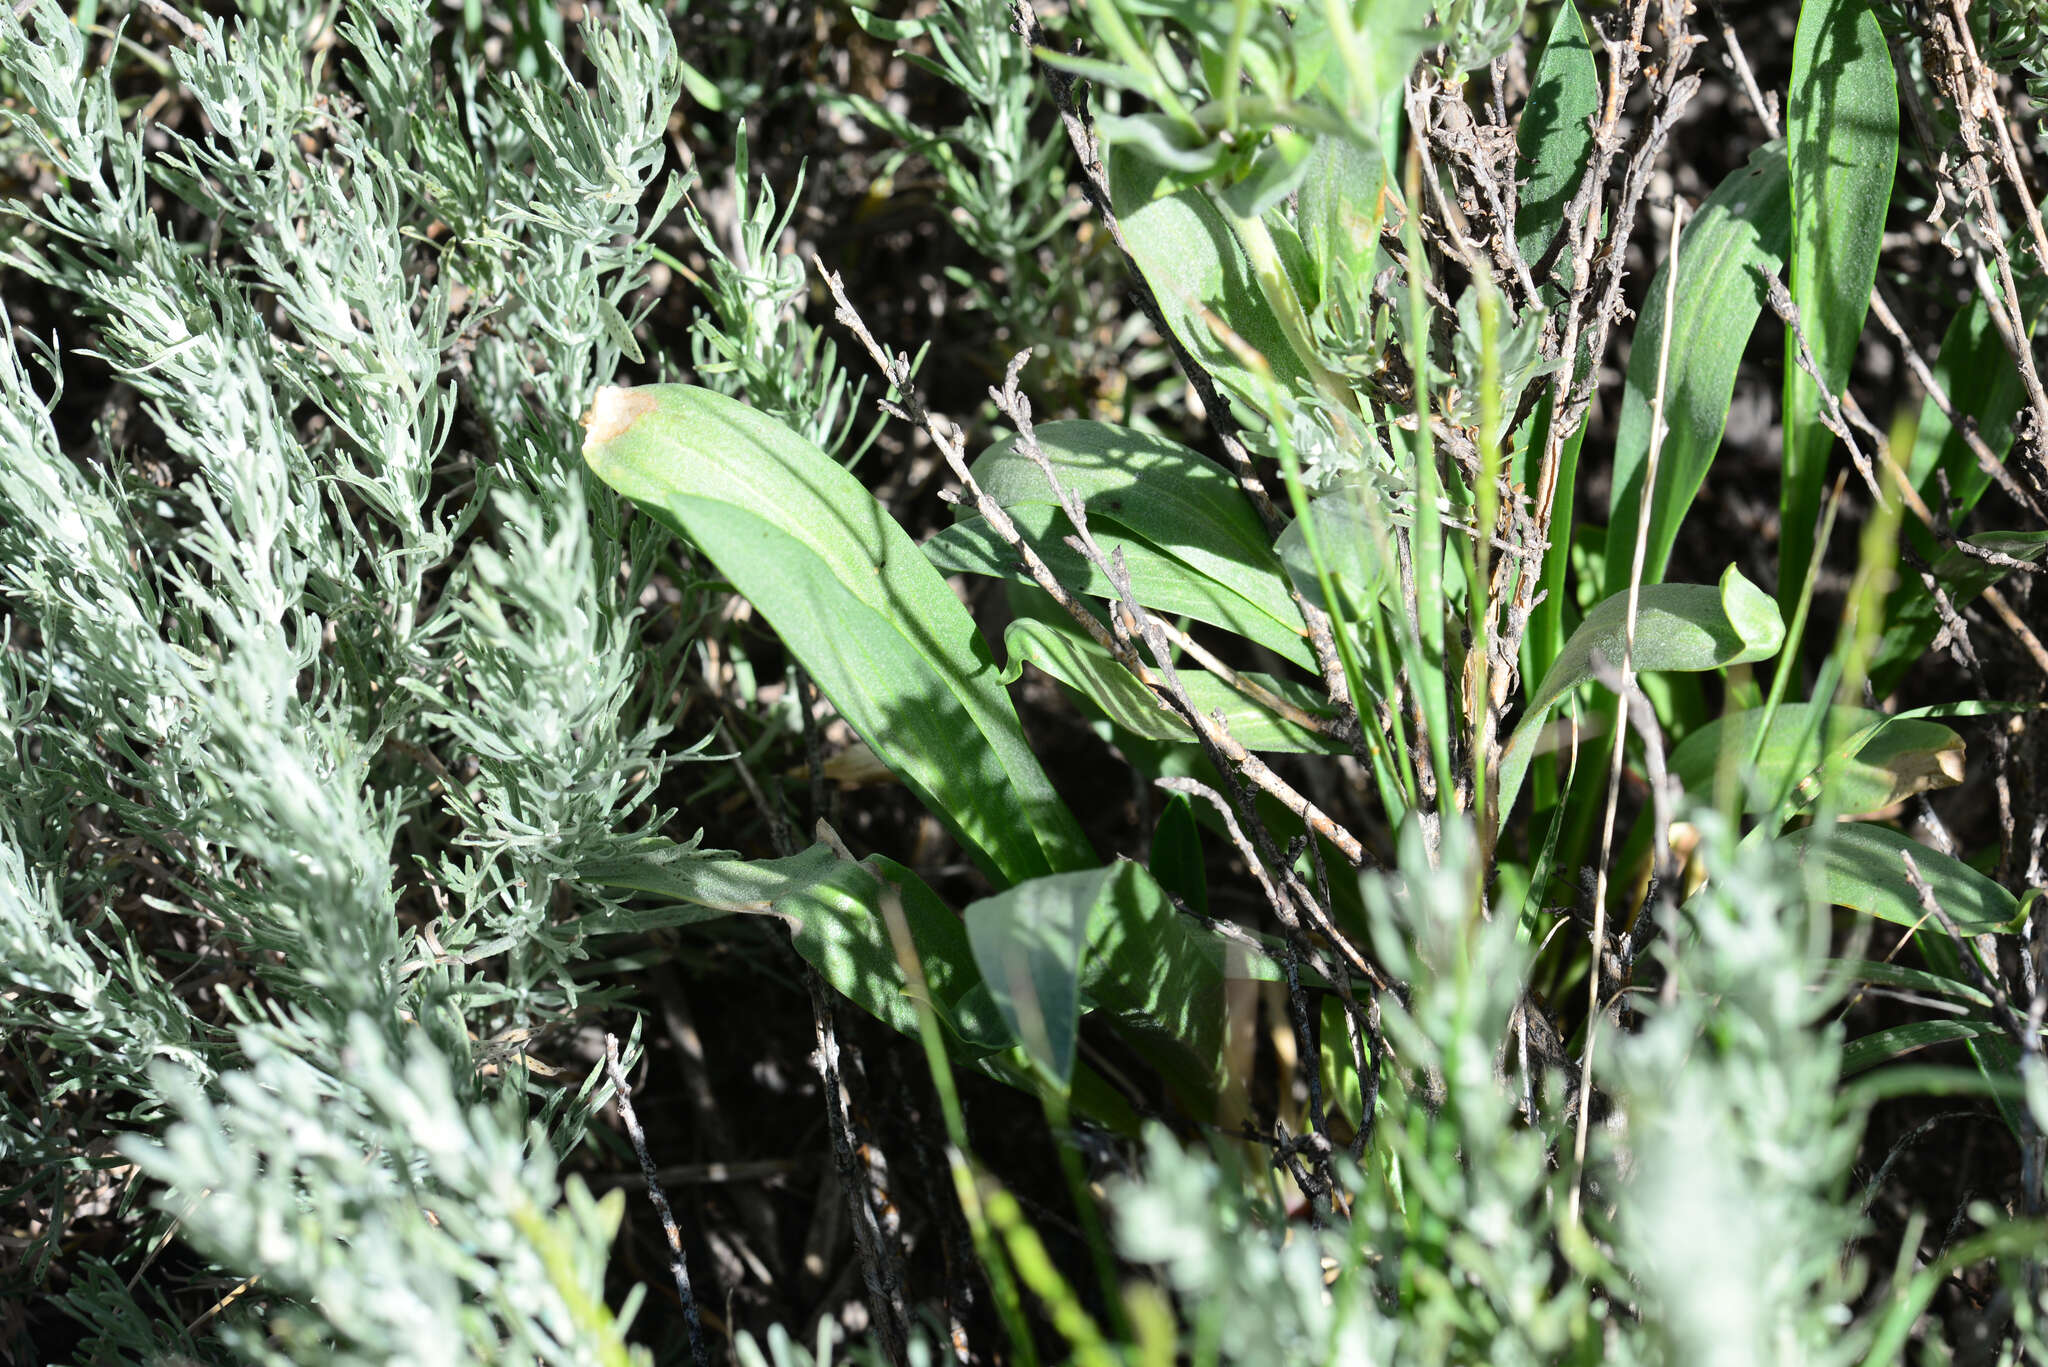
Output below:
[4,0,2048,1362]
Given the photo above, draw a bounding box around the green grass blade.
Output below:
[1604,146,1791,594]
[1842,1020,2013,1078]
[1830,957,1994,1010]
[582,385,1094,887]
[1518,389,1590,694]
[1780,0,1898,614]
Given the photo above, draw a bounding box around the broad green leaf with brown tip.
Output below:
[581,384,1093,887]
[1667,704,1964,815]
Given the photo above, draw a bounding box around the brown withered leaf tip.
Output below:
[581,384,656,452]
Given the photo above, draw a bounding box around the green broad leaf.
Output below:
[1031,48,1164,103]
[1078,860,1228,1106]
[1264,212,1320,316]
[972,421,1294,620]
[964,868,1105,1088]
[1780,822,2022,934]
[1274,492,1390,619]
[1781,0,1898,613]
[678,58,726,112]
[1667,704,1964,814]
[578,843,1015,1056]
[1297,131,1389,302]
[845,0,924,41]
[581,385,1093,888]
[1842,1020,2017,1078]
[924,505,1314,668]
[1605,146,1792,594]
[1108,146,1315,412]
[1871,530,2048,696]
[1514,0,1597,286]
[1097,110,1231,180]
[1319,995,1365,1127]
[926,418,1315,665]
[1495,564,1785,829]
[1001,616,1344,754]
[1220,129,1315,221]
[1150,792,1208,917]
[964,860,1227,1103]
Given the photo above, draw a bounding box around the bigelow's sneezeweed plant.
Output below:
[6,0,2048,1361]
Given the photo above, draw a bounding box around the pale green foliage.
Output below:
[1609,813,1866,1367]
[1103,816,1899,1365]
[680,128,884,465]
[0,0,696,1355]
[1114,1127,1400,1366]
[127,1019,637,1367]
[1111,822,1580,1366]
[843,0,1117,393]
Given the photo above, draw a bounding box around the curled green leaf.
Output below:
[1496,564,1785,829]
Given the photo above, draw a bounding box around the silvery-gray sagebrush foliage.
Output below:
[1607,811,1868,1366]
[680,126,885,467]
[1108,821,1581,1367]
[841,0,1130,401]
[1101,813,1925,1365]
[0,0,700,1355]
